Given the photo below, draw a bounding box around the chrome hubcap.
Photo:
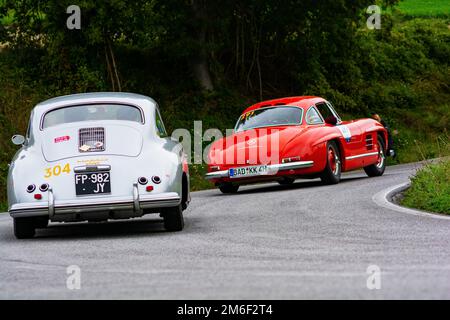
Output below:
[328,147,340,175]
[376,142,385,169]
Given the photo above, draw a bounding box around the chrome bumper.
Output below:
[205,160,314,180]
[9,184,181,218]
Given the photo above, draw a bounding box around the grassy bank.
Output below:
[396,0,450,17]
[401,159,450,214]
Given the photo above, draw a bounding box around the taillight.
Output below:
[138,177,148,185]
[39,183,49,192]
[34,194,42,200]
[146,186,154,192]
[282,156,301,163]
[26,184,36,193]
[152,176,161,184]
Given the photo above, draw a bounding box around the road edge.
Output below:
[372,182,450,220]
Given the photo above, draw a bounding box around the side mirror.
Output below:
[324,116,337,125]
[11,135,25,145]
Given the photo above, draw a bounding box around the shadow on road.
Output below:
[0,215,203,241]
[34,218,168,240]
[214,175,369,196]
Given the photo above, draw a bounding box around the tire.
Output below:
[181,175,189,210]
[34,216,49,229]
[219,183,239,194]
[364,135,386,177]
[163,205,184,232]
[278,177,295,185]
[320,141,341,185]
[13,217,36,239]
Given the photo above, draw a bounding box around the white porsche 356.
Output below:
[8,93,190,238]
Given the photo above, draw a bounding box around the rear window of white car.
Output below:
[42,104,143,129]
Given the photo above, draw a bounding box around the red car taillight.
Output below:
[282,156,301,164]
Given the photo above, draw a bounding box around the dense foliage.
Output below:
[0,0,449,208]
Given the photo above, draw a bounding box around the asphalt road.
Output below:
[1,162,449,299]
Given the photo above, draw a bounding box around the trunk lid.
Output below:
[211,126,305,166]
[41,123,143,161]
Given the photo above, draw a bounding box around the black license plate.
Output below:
[75,172,111,196]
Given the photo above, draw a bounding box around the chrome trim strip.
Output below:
[270,161,314,171]
[204,170,229,179]
[9,209,49,218]
[205,160,314,180]
[345,151,379,160]
[74,165,111,173]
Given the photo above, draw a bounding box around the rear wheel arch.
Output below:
[329,138,345,170]
[363,133,386,177]
[377,131,388,151]
[320,140,342,185]
[330,138,344,157]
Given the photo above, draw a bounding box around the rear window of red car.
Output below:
[235,106,303,132]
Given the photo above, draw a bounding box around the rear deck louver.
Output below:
[79,127,105,152]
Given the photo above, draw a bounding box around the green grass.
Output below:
[189,164,214,191]
[0,0,14,25]
[396,0,450,17]
[401,159,450,214]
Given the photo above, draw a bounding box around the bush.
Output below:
[401,159,450,214]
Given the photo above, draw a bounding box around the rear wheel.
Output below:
[278,177,295,185]
[320,141,341,185]
[181,174,189,210]
[364,135,386,177]
[13,217,36,239]
[34,216,49,229]
[219,183,239,194]
[163,205,184,232]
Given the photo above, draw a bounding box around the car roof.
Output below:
[242,96,326,114]
[33,92,157,113]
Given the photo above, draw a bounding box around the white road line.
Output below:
[372,182,450,220]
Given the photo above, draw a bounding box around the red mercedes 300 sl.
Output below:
[205,96,388,193]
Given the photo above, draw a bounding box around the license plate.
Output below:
[229,165,269,178]
[75,171,111,195]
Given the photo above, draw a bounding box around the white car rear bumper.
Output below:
[9,185,181,219]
